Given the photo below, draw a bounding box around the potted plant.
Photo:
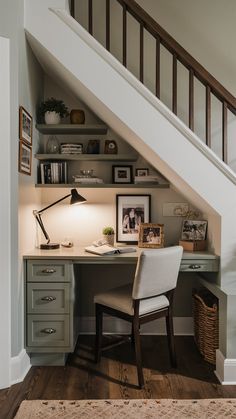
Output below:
[38,97,69,124]
[102,226,115,246]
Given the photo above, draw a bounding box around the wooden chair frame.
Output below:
[95,289,176,388]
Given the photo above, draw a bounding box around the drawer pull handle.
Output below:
[41,328,56,334]
[41,296,56,302]
[189,264,201,270]
[41,268,56,274]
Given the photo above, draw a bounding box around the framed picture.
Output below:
[19,106,32,145]
[19,141,32,175]
[135,168,149,177]
[116,194,151,243]
[138,223,164,248]
[112,165,133,184]
[181,219,208,241]
[163,203,189,217]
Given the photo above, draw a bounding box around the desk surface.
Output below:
[23,247,219,271]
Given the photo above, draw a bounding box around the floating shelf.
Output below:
[35,183,170,189]
[36,124,108,135]
[35,153,138,162]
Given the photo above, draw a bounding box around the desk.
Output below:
[23,247,219,365]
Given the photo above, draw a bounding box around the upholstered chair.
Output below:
[94,246,183,388]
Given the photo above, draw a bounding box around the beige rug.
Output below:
[14,399,236,418]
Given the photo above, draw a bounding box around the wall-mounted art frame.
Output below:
[19,106,33,145]
[112,165,133,184]
[116,194,151,243]
[19,141,32,175]
[138,223,164,248]
[181,219,208,241]
[135,168,149,177]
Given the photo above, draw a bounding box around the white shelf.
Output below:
[35,183,170,189]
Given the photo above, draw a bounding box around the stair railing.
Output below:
[70,0,236,165]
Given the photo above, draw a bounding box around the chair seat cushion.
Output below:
[94,284,169,316]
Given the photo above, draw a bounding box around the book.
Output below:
[85,244,136,256]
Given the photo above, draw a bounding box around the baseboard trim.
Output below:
[79,316,194,335]
[10,349,31,385]
[215,349,236,384]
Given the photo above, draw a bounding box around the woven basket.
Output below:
[193,288,219,364]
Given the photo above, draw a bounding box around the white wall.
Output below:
[0,0,43,387]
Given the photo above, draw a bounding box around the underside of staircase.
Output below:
[24,0,236,383]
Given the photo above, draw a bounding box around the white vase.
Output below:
[44,111,61,125]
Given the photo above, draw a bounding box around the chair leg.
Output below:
[166,309,177,367]
[95,304,103,363]
[133,320,144,388]
[131,324,135,347]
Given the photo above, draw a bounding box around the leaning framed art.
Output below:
[138,223,164,248]
[116,194,151,243]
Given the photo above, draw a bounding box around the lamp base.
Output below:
[40,243,60,250]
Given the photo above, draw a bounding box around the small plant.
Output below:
[38,97,69,120]
[102,226,115,235]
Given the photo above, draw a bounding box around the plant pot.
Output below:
[44,111,61,125]
[70,109,85,124]
[103,234,115,246]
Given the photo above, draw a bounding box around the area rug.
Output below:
[14,399,236,418]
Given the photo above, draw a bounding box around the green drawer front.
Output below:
[27,283,70,314]
[27,314,70,347]
[27,260,71,282]
[180,259,219,272]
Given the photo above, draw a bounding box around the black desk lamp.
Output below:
[33,188,86,249]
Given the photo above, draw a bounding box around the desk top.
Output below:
[23,246,219,261]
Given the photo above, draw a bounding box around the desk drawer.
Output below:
[27,283,70,314]
[27,314,70,347]
[180,259,219,272]
[27,260,71,282]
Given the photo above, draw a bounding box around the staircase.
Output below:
[71,0,236,169]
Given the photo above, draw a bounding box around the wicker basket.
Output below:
[193,288,219,364]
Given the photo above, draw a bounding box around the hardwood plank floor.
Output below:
[1,336,236,419]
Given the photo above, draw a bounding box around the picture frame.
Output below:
[19,141,32,175]
[181,219,208,241]
[116,194,151,243]
[135,168,149,177]
[19,106,33,145]
[138,223,164,248]
[112,165,133,184]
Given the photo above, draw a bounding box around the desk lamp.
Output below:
[33,188,86,250]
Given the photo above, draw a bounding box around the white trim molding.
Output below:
[79,316,194,336]
[10,350,31,385]
[215,349,236,385]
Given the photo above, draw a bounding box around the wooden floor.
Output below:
[1,336,236,419]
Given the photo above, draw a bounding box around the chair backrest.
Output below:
[132,246,183,300]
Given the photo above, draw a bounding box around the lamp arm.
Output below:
[33,211,50,244]
[37,193,71,215]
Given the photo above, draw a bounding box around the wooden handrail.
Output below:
[116,0,236,113]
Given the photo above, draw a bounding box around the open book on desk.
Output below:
[85,244,137,256]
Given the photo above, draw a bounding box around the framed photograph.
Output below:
[138,223,164,248]
[112,166,133,184]
[181,219,208,241]
[19,106,32,145]
[116,194,151,243]
[135,168,149,177]
[19,141,32,175]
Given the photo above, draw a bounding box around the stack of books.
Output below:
[134,175,159,184]
[40,162,68,184]
[61,143,83,154]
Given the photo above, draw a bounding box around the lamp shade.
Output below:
[70,188,87,205]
